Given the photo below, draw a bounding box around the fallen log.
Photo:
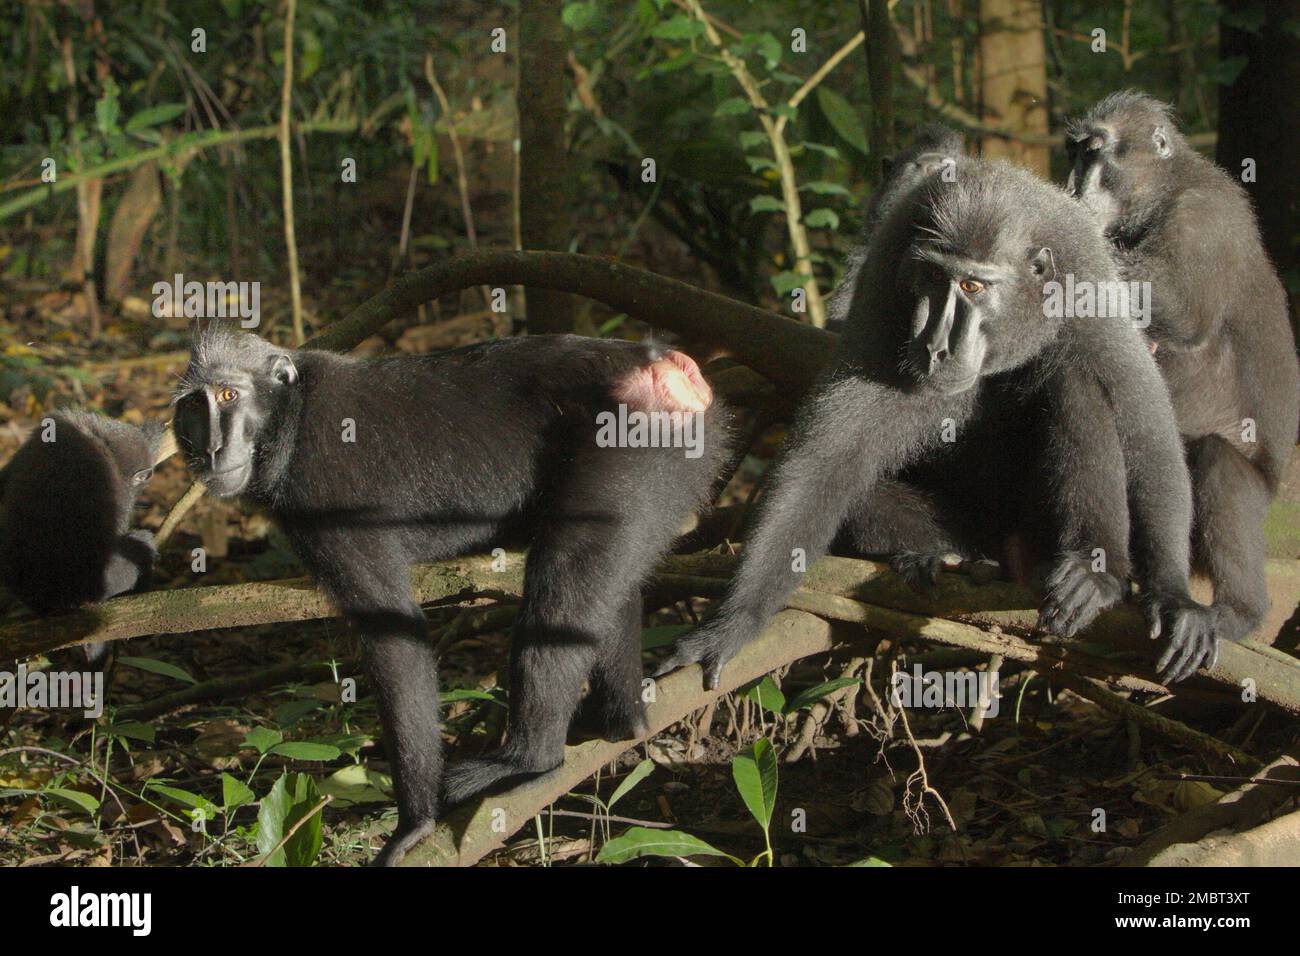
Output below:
[398,608,835,866]
[1125,756,1300,866]
[3,552,1297,712]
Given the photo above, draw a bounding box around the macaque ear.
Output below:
[1152,126,1172,158]
[1030,246,1056,281]
[271,353,298,386]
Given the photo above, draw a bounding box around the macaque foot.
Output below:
[1146,595,1220,684]
[892,551,998,590]
[1038,551,1126,637]
[571,697,649,743]
[653,617,751,691]
[372,817,438,867]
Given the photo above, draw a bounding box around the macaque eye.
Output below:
[959,278,984,295]
[132,468,154,484]
[216,386,239,405]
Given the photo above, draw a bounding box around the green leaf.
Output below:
[816,86,868,156]
[439,688,502,704]
[648,49,696,76]
[273,699,322,728]
[770,270,808,296]
[650,15,705,40]
[221,773,256,811]
[269,741,341,762]
[607,759,655,810]
[314,733,372,758]
[299,30,323,82]
[596,827,731,864]
[124,103,186,131]
[562,1,598,30]
[148,784,218,819]
[749,195,785,213]
[256,773,324,867]
[597,314,627,336]
[118,656,196,684]
[732,739,778,830]
[45,787,100,815]
[640,624,690,650]
[714,96,751,117]
[107,720,156,744]
[242,727,284,754]
[94,78,120,136]
[750,32,783,70]
[799,141,843,159]
[802,180,852,196]
[804,208,841,230]
[316,764,393,807]
[738,130,768,151]
[845,856,893,866]
[746,156,778,173]
[784,676,860,713]
[739,674,786,713]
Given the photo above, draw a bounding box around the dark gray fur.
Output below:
[172,327,730,864]
[1065,91,1300,652]
[0,411,159,663]
[827,124,966,331]
[659,157,1216,688]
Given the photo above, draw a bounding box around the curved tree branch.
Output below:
[304,250,836,392]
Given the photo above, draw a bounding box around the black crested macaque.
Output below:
[659,157,1217,688]
[827,123,966,330]
[0,412,161,664]
[1065,91,1300,653]
[171,326,730,864]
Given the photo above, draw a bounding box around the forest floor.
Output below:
[0,282,1297,868]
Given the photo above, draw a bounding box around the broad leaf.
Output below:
[597,827,731,864]
[256,773,324,867]
[739,674,785,713]
[732,739,778,830]
[269,741,341,762]
[242,727,284,754]
[45,787,100,815]
[816,86,868,156]
[221,773,256,812]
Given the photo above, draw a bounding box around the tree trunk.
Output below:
[976,0,1049,175]
[861,0,896,178]
[517,0,575,333]
[104,160,162,301]
[1217,0,1300,328]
